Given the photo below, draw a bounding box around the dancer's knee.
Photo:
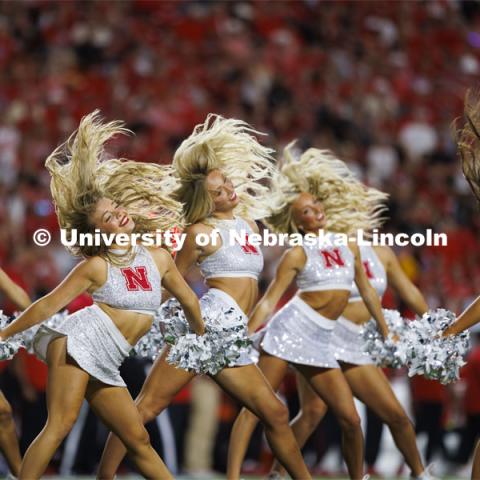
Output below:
[136,394,168,423]
[260,399,289,429]
[298,400,326,431]
[338,409,361,435]
[385,407,410,431]
[45,413,78,442]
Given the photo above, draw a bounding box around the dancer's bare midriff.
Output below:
[96,302,154,346]
[342,300,372,326]
[206,277,259,315]
[298,289,351,320]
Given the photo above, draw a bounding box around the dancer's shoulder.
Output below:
[184,222,215,236]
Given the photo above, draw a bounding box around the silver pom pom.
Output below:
[404,309,470,384]
[361,309,407,368]
[157,298,251,375]
[133,314,164,360]
[0,310,24,360]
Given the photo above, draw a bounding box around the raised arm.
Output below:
[150,248,205,335]
[351,243,389,339]
[0,268,31,310]
[0,257,104,340]
[378,246,428,316]
[248,247,305,334]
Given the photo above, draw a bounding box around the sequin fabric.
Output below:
[261,296,339,368]
[296,241,354,292]
[198,217,264,280]
[92,246,162,315]
[33,305,132,386]
[349,245,387,303]
[331,316,374,365]
[140,288,253,375]
[0,311,23,361]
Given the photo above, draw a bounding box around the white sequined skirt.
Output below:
[200,288,253,367]
[331,316,374,365]
[33,305,133,387]
[261,296,339,368]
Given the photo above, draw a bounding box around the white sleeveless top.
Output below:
[349,245,387,303]
[92,246,161,316]
[296,242,355,292]
[198,217,264,280]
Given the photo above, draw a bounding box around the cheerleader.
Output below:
[443,90,480,479]
[227,145,390,480]
[0,111,205,480]
[264,144,434,478]
[97,115,312,480]
[266,242,431,479]
[0,268,31,477]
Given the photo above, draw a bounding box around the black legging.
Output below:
[453,414,480,464]
[414,402,446,462]
[365,406,384,468]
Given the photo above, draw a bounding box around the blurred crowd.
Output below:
[1,0,480,476]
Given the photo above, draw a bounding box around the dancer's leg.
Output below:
[270,374,327,477]
[19,337,89,479]
[216,363,311,480]
[226,353,289,479]
[86,382,173,479]
[296,364,364,479]
[97,347,195,479]
[0,390,21,476]
[343,363,424,477]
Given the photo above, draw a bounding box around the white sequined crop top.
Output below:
[296,242,355,293]
[198,217,264,280]
[92,246,162,316]
[349,245,387,303]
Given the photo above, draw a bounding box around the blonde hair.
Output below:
[454,89,480,203]
[46,110,184,264]
[173,114,274,225]
[265,142,389,235]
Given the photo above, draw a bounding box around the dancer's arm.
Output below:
[378,246,428,316]
[248,247,305,334]
[150,248,205,335]
[443,296,480,336]
[160,223,212,302]
[0,257,103,340]
[351,243,389,339]
[175,223,212,275]
[0,268,31,310]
